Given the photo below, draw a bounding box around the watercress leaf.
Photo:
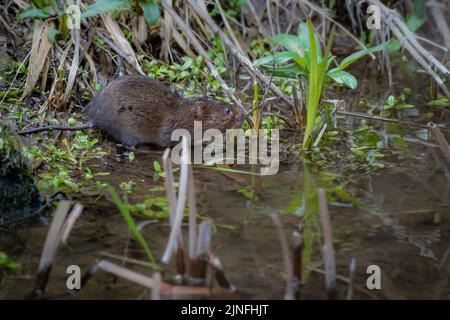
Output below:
[327,69,358,89]
[139,0,160,25]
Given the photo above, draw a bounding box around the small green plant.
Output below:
[19,0,161,42]
[0,251,21,280]
[106,184,158,268]
[254,18,387,148]
[382,94,416,118]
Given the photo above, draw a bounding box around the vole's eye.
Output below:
[224,107,231,115]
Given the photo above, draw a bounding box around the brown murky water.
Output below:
[1,128,449,299]
[1,63,450,299]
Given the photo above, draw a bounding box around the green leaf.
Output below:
[19,7,51,19]
[139,0,160,25]
[392,136,411,155]
[327,69,358,89]
[297,22,322,64]
[153,160,161,172]
[335,42,388,71]
[253,51,299,67]
[428,97,449,107]
[272,34,305,57]
[259,63,305,78]
[106,184,158,267]
[81,0,131,18]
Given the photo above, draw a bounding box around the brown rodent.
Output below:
[18,75,245,147]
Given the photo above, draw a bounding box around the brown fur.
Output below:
[84,75,244,147]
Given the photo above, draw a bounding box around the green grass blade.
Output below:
[106,184,158,268]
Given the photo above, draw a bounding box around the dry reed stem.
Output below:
[21,21,52,100]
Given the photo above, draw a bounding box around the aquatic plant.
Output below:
[254,19,387,148]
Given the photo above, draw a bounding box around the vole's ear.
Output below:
[192,99,208,118]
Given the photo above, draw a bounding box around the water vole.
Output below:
[19,75,245,147]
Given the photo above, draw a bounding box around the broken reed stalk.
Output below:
[161,136,190,264]
[162,148,185,274]
[270,212,295,300]
[151,272,162,300]
[346,257,356,300]
[187,165,198,278]
[31,200,83,297]
[60,203,83,244]
[184,0,294,107]
[90,259,233,298]
[428,122,450,163]
[161,3,246,113]
[317,188,337,300]
[192,221,213,282]
[207,252,236,292]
